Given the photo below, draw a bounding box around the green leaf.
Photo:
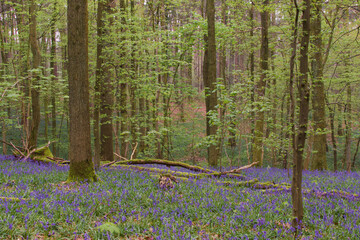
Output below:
[97,222,120,235]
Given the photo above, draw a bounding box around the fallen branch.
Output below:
[114,152,128,161]
[222,162,259,174]
[10,142,26,158]
[112,159,215,173]
[0,196,30,202]
[0,139,25,151]
[130,142,138,160]
[116,165,247,180]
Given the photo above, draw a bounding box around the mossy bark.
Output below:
[67,160,98,183]
[67,0,97,183]
[114,159,214,173]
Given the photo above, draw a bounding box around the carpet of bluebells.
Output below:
[0,155,359,239]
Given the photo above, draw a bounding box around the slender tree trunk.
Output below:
[311,0,327,170]
[119,0,128,158]
[287,0,299,169]
[203,0,219,167]
[28,0,41,149]
[327,101,338,171]
[252,0,269,167]
[249,4,255,146]
[67,0,97,182]
[50,1,58,156]
[344,83,352,171]
[99,0,115,165]
[292,0,310,230]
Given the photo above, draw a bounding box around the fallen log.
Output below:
[0,196,30,202]
[113,164,246,180]
[112,159,215,173]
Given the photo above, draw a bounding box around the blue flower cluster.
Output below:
[0,155,359,239]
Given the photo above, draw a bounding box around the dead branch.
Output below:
[0,139,25,151]
[10,142,26,158]
[112,159,215,173]
[114,152,128,161]
[130,142,138,160]
[222,162,259,174]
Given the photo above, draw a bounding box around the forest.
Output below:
[0,0,360,239]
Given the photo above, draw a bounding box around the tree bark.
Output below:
[252,0,269,167]
[344,83,352,172]
[292,0,310,230]
[28,0,41,149]
[50,0,58,156]
[203,0,220,167]
[311,0,327,170]
[98,0,116,167]
[67,0,97,182]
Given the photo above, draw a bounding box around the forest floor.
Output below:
[0,155,359,239]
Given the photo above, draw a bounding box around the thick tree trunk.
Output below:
[28,0,41,149]
[203,0,220,167]
[67,0,97,182]
[311,0,327,170]
[252,0,269,167]
[292,0,310,230]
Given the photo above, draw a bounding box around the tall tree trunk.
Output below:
[203,0,219,167]
[252,0,269,167]
[28,0,41,149]
[287,0,299,169]
[311,0,327,170]
[50,0,58,156]
[67,0,97,182]
[292,0,310,230]
[119,0,128,158]
[98,0,115,167]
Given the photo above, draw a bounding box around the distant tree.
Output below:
[28,0,41,149]
[252,0,269,167]
[311,0,327,170]
[94,0,116,169]
[67,0,97,182]
[203,0,220,167]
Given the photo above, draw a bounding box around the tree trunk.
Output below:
[311,0,327,170]
[119,0,128,159]
[292,0,310,230]
[67,0,97,182]
[344,83,352,171]
[252,0,269,167]
[203,0,220,167]
[327,100,338,171]
[28,0,41,149]
[50,1,58,156]
[99,0,115,166]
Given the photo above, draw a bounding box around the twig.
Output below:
[0,80,21,102]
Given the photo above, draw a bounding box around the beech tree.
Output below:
[292,0,310,230]
[252,0,269,167]
[203,0,220,167]
[28,0,41,149]
[67,0,97,182]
